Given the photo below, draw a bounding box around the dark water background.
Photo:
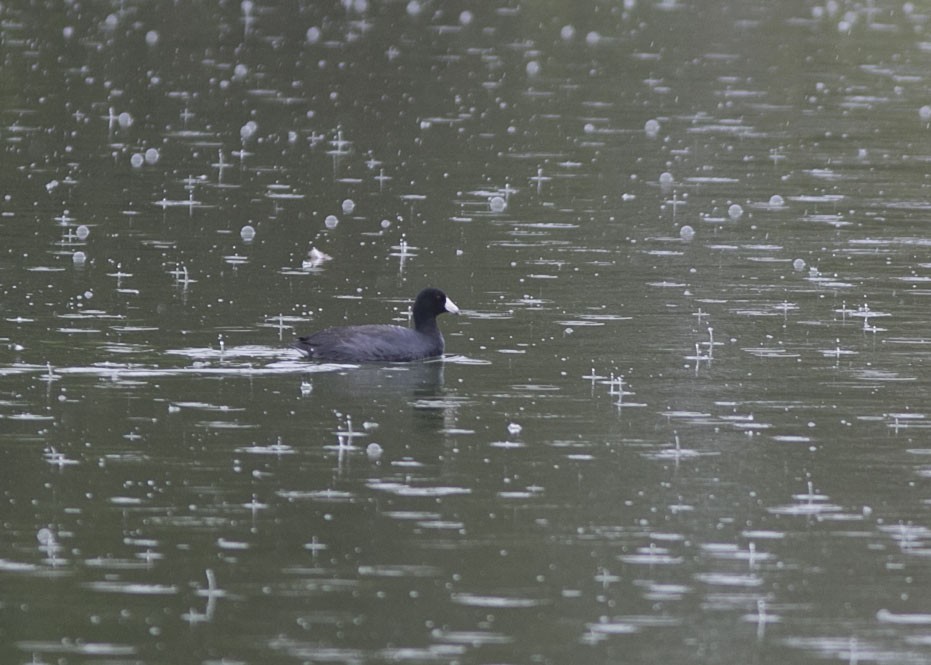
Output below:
[2,1,931,663]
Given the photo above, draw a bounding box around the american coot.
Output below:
[292,287,460,362]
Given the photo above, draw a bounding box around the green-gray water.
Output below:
[2,2,931,663]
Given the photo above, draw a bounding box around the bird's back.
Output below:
[292,324,444,362]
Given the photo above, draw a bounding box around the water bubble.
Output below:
[560,25,575,41]
[459,10,473,25]
[644,119,660,136]
[679,225,695,240]
[793,258,806,272]
[63,26,74,39]
[585,31,601,46]
[130,153,144,168]
[366,442,383,460]
[406,0,422,16]
[233,63,249,80]
[72,251,86,265]
[240,224,256,241]
[728,203,744,220]
[145,30,159,46]
[768,194,784,207]
[659,171,674,185]
[76,225,90,240]
[144,148,159,164]
[489,196,507,213]
[920,105,931,121]
[341,199,355,214]
[241,0,254,14]
[118,112,133,129]
[380,219,391,229]
[306,26,321,43]
[324,215,339,229]
[583,122,596,134]
[37,528,56,547]
[240,121,258,141]
[526,60,540,77]
[84,290,93,300]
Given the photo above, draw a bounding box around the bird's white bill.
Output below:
[444,298,460,314]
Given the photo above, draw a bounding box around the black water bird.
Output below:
[292,287,459,362]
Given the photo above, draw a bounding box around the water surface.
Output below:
[2,1,931,663]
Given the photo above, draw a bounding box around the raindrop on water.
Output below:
[324,215,339,229]
[306,247,332,266]
[489,196,506,213]
[679,225,695,240]
[366,443,383,460]
[144,148,159,164]
[72,251,86,265]
[240,225,256,242]
[130,153,144,168]
[342,199,355,214]
[118,112,133,129]
[768,194,784,207]
[240,121,258,141]
[76,225,90,240]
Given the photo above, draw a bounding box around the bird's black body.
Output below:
[292,288,459,363]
